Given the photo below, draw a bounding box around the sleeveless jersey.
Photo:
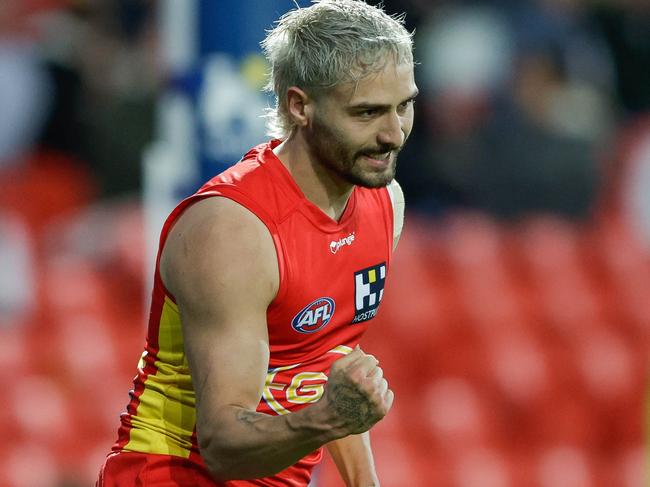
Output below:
[112,140,395,486]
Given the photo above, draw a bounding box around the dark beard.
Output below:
[305,113,399,189]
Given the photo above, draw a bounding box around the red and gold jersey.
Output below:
[112,140,394,485]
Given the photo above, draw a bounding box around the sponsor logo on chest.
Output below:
[330,232,355,254]
[290,261,387,334]
[352,262,387,323]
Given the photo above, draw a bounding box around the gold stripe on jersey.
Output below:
[330,345,353,356]
[263,364,300,415]
[124,295,197,458]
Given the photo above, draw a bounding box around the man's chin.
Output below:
[346,168,395,189]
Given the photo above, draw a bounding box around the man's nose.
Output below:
[377,111,405,148]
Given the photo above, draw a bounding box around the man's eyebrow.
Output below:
[347,89,420,110]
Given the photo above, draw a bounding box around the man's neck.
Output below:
[273,135,354,222]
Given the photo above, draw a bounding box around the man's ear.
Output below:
[286,86,314,128]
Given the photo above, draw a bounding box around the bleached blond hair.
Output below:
[261,0,414,139]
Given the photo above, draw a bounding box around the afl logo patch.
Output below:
[291,297,336,334]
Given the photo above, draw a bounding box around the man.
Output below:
[98,0,417,485]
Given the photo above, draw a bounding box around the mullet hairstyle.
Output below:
[261,0,414,139]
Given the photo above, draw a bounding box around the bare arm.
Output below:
[324,180,404,486]
[327,432,379,487]
[322,350,389,486]
[326,347,389,486]
[160,197,394,481]
[387,179,405,250]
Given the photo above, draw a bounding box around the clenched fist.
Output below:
[321,347,394,436]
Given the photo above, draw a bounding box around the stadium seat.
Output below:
[0,151,96,236]
[516,216,584,279]
[536,445,596,487]
[485,330,550,406]
[617,446,645,487]
[417,377,500,451]
[450,446,513,487]
[0,440,63,487]
[0,325,32,381]
[574,326,637,404]
[54,314,119,385]
[41,256,110,317]
[529,382,603,449]
[438,212,505,272]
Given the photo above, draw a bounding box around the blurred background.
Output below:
[0,0,648,486]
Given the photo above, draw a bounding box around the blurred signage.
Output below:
[195,0,310,181]
[198,53,268,166]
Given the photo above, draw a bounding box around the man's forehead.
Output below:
[330,62,416,104]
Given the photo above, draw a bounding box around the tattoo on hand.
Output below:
[330,384,373,426]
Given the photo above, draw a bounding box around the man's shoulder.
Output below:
[201,142,272,190]
[160,194,280,306]
[194,140,297,222]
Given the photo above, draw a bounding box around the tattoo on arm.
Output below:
[330,384,373,426]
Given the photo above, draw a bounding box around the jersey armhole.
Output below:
[387,180,405,250]
[154,188,288,307]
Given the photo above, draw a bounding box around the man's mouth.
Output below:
[361,151,392,168]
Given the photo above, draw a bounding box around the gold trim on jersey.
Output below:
[124,296,197,458]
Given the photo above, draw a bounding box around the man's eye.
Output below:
[358,109,378,118]
[398,99,414,112]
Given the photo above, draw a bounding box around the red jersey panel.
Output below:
[110,140,394,486]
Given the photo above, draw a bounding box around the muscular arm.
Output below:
[326,345,391,487]
[327,432,378,487]
[160,197,393,481]
[324,180,405,486]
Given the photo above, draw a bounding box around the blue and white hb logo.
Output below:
[352,263,386,323]
[292,297,336,334]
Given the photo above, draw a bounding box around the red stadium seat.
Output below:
[449,447,513,487]
[574,326,637,404]
[8,375,72,445]
[537,273,603,340]
[0,151,97,237]
[528,385,602,449]
[485,330,551,406]
[618,446,645,487]
[516,216,584,279]
[0,326,33,381]
[0,440,63,487]
[417,377,500,451]
[536,445,597,487]
[54,314,119,385]
[41,256,111,317]
[439,212,505,273]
